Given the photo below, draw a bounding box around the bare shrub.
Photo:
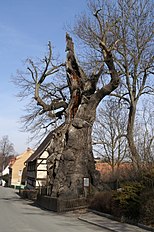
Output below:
[89,191,113,214]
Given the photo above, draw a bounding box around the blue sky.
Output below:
[0,0,88,154]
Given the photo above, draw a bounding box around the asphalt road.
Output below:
[0,187,108,232]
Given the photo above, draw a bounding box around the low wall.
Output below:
[19,189,38,201]
[36,195,89,212]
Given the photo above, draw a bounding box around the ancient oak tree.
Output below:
[14,10,120,198]
[47,33,119,198]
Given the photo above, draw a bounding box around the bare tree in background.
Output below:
[72,0,154,168]
[0,135,15,171]
[93,99,129,173]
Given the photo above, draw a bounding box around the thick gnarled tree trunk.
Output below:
[49,126,96,198]
[47,96,101,199]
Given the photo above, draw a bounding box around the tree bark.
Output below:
[127,102,141,168]
[47,100,100,199]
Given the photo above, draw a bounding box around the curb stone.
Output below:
[78,213,148,232]
[78,217,117,232]
[88,209,154,232]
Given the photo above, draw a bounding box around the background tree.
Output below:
[0,135,15,172]
[93,100,129,167]
[93,99,129,173]
[93,97,154,169]
[134,98,154,165]
[72,0,154,168]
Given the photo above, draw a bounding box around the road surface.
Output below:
[0,187,108,232]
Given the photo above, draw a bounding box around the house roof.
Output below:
[11,148,33,172]
[25,123,65,163]
[96,162,134,181]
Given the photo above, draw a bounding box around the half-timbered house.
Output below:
[25,132,53,189]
